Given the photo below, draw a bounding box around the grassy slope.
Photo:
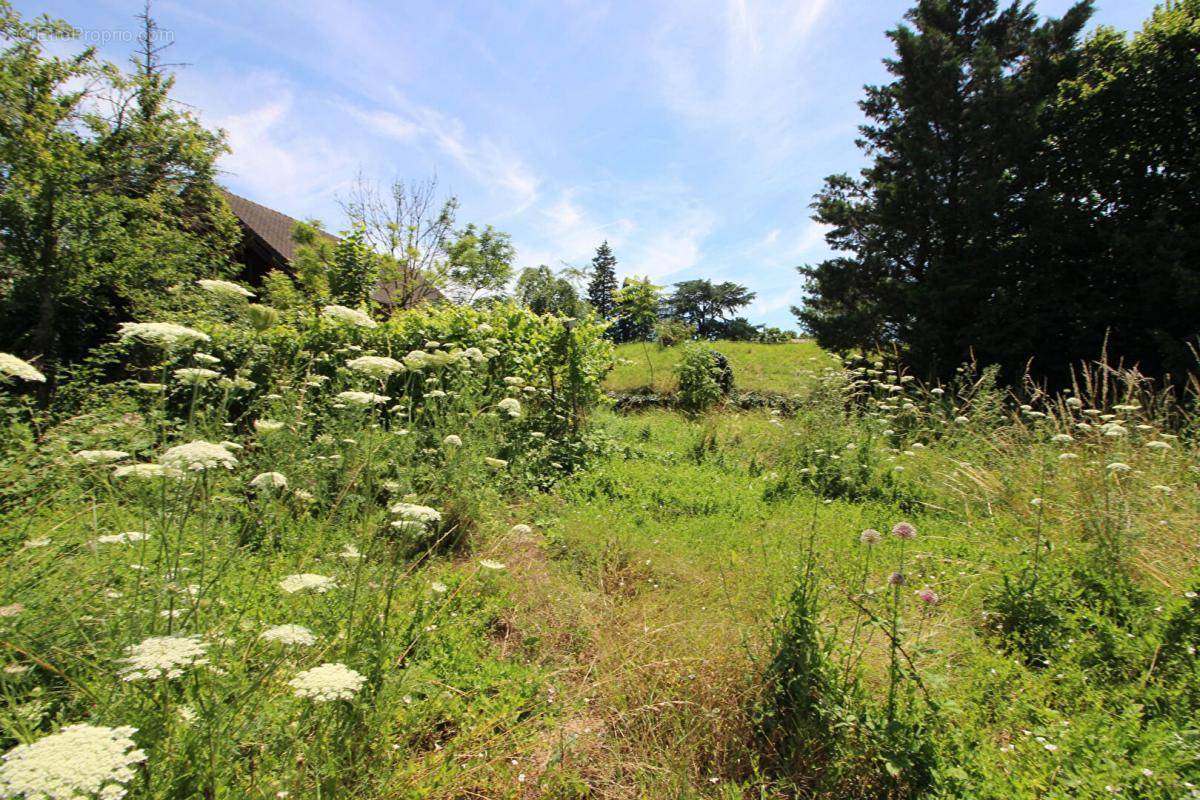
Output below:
[605,340,829,394]
[488,350,1200,798]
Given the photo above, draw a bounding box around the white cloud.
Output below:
[651,0,832,157]
[355,96,541,214]
[619,208,715,282]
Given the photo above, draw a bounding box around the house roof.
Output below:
[221,187,445,307]
[221,189,337,263]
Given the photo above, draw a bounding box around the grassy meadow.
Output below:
[604,340,825,395]
[1,325,1199,799]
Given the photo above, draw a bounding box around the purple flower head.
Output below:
[917,588,940,605]
[888,572,906,586]
[859,528,883,545]
[891,522,917,540]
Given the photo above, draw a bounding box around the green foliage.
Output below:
[0,2,238,379]
[586,240,618,327]
[444,223,515,303]
[665,279,756,340]
[515,265,582,317]
[611,276,661,343]
[328,223,380,309]
[675,344,724,412]
[653,318,694,349]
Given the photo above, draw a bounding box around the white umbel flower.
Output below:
[249,472,288,491]
[321,305,377,328]
[389,503,442,524]
[117,322,210,347]
[160,441,238,472]
[0,353,46,383]
[74,450,130,464]
[346,356,404,377]
[119,635,207,681]
[0,723,146,800]
[112,463,182,480]
[94,532,150,546]
[479,559,506,571]
[197,278,255,299]
[336,391,389,406]
[288,662,365,702]
[443,434,463,448]
[279,574,336,594]
[510,524,533,535]
[260,624,317,647]
[253,419,286,434]
[497,398,522,418]
[173,368,221,385]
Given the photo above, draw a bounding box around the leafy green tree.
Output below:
[445,223,515,303]
[586,240,618,329]
[613,276,663,382]
[665,279,756,339]
[515,265,582,317]
[794,0,1092,381]
[328,223,379,309]
[0,3,237,381]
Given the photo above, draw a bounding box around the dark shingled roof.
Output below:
[221,188,444,307]
[221,189,336,264]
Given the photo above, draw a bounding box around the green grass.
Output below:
[4,321,1199,799]
[605,339,830,394]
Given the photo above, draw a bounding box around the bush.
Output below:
[676,345,724,412]
[654,318,695,349]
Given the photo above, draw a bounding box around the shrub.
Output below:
[676,344,723,412]
[654,319,694,349]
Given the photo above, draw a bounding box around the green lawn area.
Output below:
[605,339,831,394]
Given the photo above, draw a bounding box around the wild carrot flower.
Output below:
[860,528,883,545]
[173,368,221,385]
[497,398,522,418]
[117,322,209,347]
[336,391,389,406]
[249,472,288,492]
[1106,462,1131,472]
[891,522,917,540]
[322,305,376,328]
[510,524,533,535]
[0,353,46,383]
[75,450,130,464]
[0,724,146,800]
[1051,434,1073,443]
[1146,441,1171,451]
[390,503,441,524]
[485,457,508,468]
[197,278,255,299]
[119,635,208,681]
[480,559,506,571]
[431,581,448,593]
[160,441,238,472]
[279,574,336,594]
[260,624,317,647]
[347,355,403,377]
[113,463,182,479]
[253,419,286,434]
[94,531,150,545]
[288,663,365,701]
[443,435,463,448]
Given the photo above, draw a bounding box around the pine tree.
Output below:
[794,0,1092,382]
[586,241,618,327]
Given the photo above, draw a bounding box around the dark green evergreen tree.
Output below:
[794,0,1093,382]
[586,240,618,330]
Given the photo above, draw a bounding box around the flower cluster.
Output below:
[0,724,146,800]
[279,574,336,594]
[260,624,317,647]
[118,635,208,682]
[249,472,288,492]
[322,305,376,328]
[336,391,390,406]
[347,355,404,377]
[0,352,46,383]
[74,450,130,464]
[160,441,238,472]
[197,278,255,299]
[288,663,365,702]
[497,397,522,418]
[117,322,210,347]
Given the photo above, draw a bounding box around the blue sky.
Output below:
[28,0,1158,327]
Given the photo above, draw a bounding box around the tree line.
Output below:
[795,0,1200,386]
